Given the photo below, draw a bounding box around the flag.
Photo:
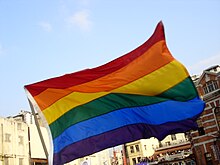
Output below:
[24,21,205,165]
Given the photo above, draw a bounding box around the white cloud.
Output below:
[38,22,52,32]
[188,53,220,75]
[67,10,92,31]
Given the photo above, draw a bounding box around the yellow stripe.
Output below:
[43,60,189,124]
[112,60,188,95]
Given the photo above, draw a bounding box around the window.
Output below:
[203,81,218,94]
[197,117,203,127]
[19,158,23,165]
[135,145,140,152]
[130,146,134,153]
[165,141,171,146]
[203,87,208,94]
[159,141,162,147]
[214,107,220,129]
[17,123,22,130]
[185,132,190,141]
[132,158,136,165]
[198,127,205,136]
[4,158,9,165]
[171,134,177,141]
[144,145,147,150]
[5,133,11,142]
[18,136,23,145]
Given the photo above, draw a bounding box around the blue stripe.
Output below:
[53,97,204,153]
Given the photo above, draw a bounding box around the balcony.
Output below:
[155,140,190,151]
[203,89,220,101]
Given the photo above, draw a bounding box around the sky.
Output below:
[0,0,219,117]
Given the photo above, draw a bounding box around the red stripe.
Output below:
[25,21,165,96]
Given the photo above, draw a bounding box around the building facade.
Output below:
[125,133,194,165]
[125,138,159,165]
[152,133,194,164]
[190,65,220,165]
[0,117,29,165]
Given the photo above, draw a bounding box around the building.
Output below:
[0,117,29,165]
[190,65,220,165]
[0,111,50,165]
[152,133,195,165]
[125,133,194,165]
[125,138,158,165]
[11,110,50,165]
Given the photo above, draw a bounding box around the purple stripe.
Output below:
[53,116,199,165]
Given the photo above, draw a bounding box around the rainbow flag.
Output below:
[24,21,205,165]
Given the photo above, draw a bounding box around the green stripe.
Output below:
[159,77,198,101]
[49,77,197,139]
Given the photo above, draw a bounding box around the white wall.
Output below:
[29,124,50,159]
[140,138,159,157]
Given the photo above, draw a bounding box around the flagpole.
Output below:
[28,98,49,161]
[122,144,127,165]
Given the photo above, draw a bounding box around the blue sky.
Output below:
[0,0,219,117]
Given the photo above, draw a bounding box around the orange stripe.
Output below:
[34,40,174,110]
